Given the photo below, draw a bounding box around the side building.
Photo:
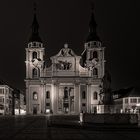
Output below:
[113,87,140,114]
[13,89,26,115]
[0,81,25,115]
[0,83,13,115]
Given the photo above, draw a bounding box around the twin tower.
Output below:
[25,6,107,115]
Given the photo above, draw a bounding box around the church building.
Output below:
[25,6,107,115]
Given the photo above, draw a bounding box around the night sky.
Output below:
[0,0,139,90]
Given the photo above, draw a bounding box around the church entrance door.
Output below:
[33,106,37,115]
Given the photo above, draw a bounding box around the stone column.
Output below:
[87,84,91,113]
[74,83,80,114]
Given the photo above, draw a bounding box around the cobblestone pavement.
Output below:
[0,115,140,140]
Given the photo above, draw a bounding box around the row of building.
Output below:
[0,81,25,115]
[1,80,140,115]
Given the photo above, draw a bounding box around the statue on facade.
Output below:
[99,70,112,105]
[56,60,72,70]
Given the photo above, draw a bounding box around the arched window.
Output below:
[46,91,50,99]
[32,68,38,78]
[90,51,93,59]
[93,51,98,59]
[33,92,38,100]
[32,51,37,59]
[82,91,86,99]
[93,68,98,76]
[93,92,98,100]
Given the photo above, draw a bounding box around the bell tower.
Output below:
[82,5,105,79]
[25,5,45,79]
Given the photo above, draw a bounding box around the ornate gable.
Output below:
[49,44,81,76]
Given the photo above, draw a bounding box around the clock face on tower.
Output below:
[91,58,98,66]
[32,58,41,67]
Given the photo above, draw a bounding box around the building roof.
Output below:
[86,5,100,42]
[113,87,140,99]
[28,6,42,43]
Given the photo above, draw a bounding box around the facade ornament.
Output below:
[56,60,72,70]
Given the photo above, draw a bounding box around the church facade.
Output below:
[25,7,107,115]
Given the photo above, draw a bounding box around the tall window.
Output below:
[82,91,86,99]
[125,98,128,104]
[93,92,98,100]
[0,89,4,94]
[33,92,38,100]
[64,87,68,99]
[32,51,37,59]
[93,68,98,76]
[46,91,50,99]
[32,68,38,78]
[93,51,98,59]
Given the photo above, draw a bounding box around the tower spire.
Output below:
[86,2,100,42]
[29,2,42,43]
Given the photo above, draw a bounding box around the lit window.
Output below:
[46,91,50,99]
[93,92,98,100]
[82,91,86,99]
[33,92,38,100]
